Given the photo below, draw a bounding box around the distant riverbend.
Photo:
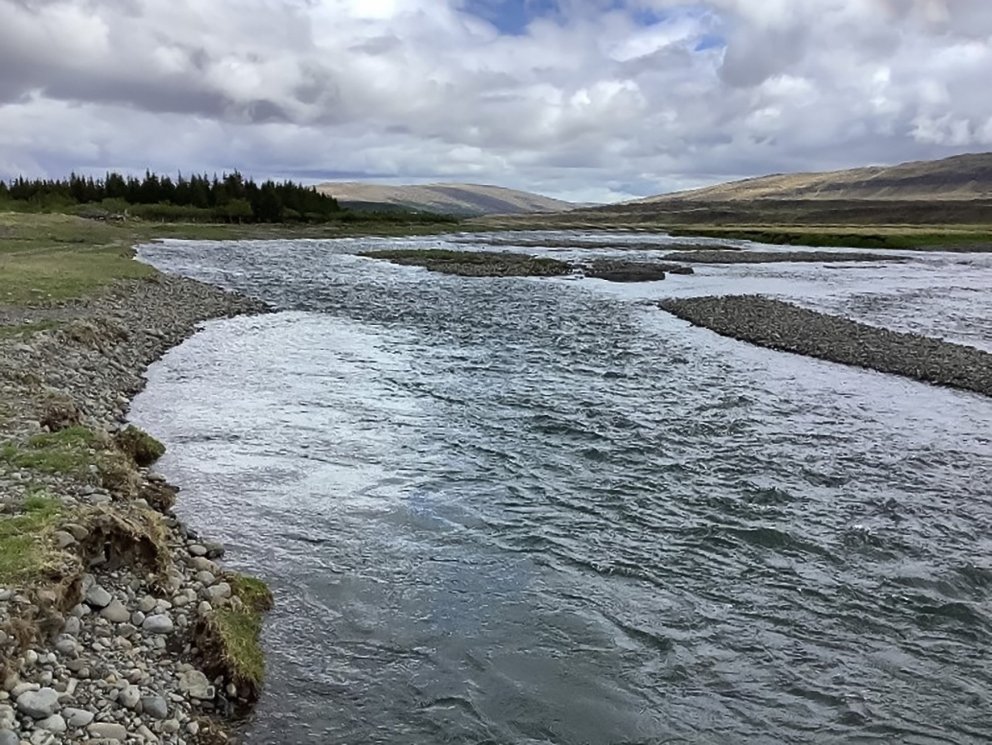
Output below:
[133,231,992,744]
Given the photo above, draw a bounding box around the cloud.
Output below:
[0,0,990,200]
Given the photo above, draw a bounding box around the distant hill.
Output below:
[316,182,577,216]
[638,153,992,203]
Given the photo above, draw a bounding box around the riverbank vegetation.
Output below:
[1,171,341,224]
[0,211,458,307]
[0,171,459,230]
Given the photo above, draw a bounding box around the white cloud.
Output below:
[0,0,990,201]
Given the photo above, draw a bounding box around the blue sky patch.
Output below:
[694,33,725,51]
[463,0,561,35]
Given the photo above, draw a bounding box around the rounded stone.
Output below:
[84,585,112,609]
[87,721,129,740]
[37,713,66,733]
[142,614,174,635]
[63,707,95,728]
[16,687,60,719]
[100,599,130,624]
[119,685,140,710]
[141,695,168,719]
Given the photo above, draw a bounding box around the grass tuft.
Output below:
[229,573,274,614]
[0,493,63,586]
[212,607,266,687]
[0,425,106,475]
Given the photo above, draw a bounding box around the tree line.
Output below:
[0,171,341,223]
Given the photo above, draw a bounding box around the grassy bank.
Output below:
[471,199,992,251]
[0,211,294,726]
[665,225,992,250]
[0,211,459,307]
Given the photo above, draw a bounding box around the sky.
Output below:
[1,0,991,203]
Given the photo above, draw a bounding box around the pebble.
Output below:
[178,670,214,700]
[62,617,81,636]
[15,688,60,719]
[37,713,66,733]
[84,585,113,609]
[88,721,129,740]
[142,614,174,635]
[141,695,168,719]
[120,685,140,709]
[100,599,131,623]
[63,707,95,727]
[205,582,232,602]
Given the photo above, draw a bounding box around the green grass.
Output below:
[229,573,274,613]
[0,212,462,307]
[203,572,273,691]
[0,213,156,304]
[1,425,101,474]
[0,493,62,585]
[213,607,266,686]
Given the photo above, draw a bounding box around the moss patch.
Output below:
[114,426,166,467]
[0,493,63,586]
[229,573,274,613]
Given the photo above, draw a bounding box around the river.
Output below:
[131,232,992,744]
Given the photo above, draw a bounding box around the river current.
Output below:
[132,232,992,744]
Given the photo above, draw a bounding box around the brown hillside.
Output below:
[317,182,576,216]
[639,153,992,202]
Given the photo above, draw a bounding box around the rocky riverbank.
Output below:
[0,271,270,744]
[660,295,992,397]
[580,259,694,282]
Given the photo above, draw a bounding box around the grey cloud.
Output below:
[0,0,991,200]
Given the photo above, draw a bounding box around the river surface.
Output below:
[131,232,992,744]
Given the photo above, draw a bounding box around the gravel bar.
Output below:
[660,295,992,397]
[661,250,903,264]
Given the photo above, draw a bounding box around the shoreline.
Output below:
[0,266,270,743]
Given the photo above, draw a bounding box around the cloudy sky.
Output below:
[1,0,991,202]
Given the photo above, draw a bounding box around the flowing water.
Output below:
[131,233,992,744]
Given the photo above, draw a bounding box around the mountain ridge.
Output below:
[637,152,992,203]
[317,181,576,216]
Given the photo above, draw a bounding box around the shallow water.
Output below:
[132,233,992,744]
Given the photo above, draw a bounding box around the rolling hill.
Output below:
[638,152,992,203]
[317,182,577,216]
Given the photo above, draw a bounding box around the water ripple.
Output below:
[132,232,992,744]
